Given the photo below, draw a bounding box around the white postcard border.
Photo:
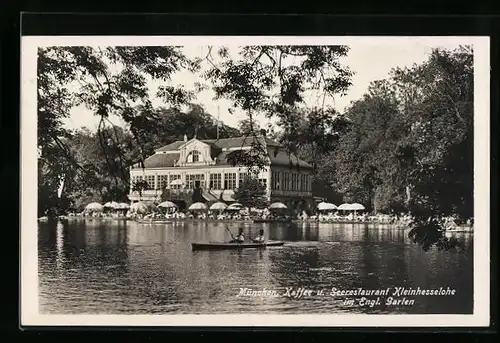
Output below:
[21,35,490,327]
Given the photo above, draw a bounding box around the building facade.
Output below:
[128,135,315,211]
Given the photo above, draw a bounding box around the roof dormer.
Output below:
[175,138,216,166]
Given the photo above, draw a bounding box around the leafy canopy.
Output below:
[233,175,269,209]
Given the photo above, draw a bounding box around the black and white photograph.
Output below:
[21,36,490,327]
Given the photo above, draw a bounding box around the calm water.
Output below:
[38,220,473,314]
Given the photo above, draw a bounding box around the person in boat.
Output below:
[252,229,266,243]
[230,228,245,243]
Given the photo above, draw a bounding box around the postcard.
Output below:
[21,35,490,327]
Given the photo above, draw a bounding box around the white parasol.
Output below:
[157,201,178,208]
[337,203,352,211]
[226,203,243,211]
[317,202,337,211]
[85,202,104,212]
[104,201,120,209]
[189,202,208,211]
[269,202,287,210]
[210,202,228,211]
[350,203,365,211]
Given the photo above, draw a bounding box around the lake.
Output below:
[37,219,473,314]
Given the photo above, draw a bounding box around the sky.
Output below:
[61,41,461,132]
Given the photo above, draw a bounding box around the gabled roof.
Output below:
[143,135,312,170]
[155,141,186,152]
[203,135,281,149]
[268,149,312,169]
[155,135,281,152]
[214,149,312,169]
[132,153,180,169]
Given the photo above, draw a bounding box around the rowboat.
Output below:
[191,241,285,251]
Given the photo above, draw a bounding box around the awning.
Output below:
[202,190,218,202]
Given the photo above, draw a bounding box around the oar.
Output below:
[225,225,236,241]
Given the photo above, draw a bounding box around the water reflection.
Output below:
[38,220,473,314]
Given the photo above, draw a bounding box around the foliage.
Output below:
[38,44,474,253]
[278,107,351,160]
[139,104,241,157]
[233,176,269,209]
[326,47,473,250]
[271,106,350,204]
[329,91,408,211]
[226,139,270,175]
[203,45,353,170]
[237,118,262,136]
[131,179,150,198]
[160,189,194,210]
[395,47,474,250]
[37,46,197,215]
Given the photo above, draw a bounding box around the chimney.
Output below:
[183,134,187,142]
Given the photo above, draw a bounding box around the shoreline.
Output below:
[40,216,474,232]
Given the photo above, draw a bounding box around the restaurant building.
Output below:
[128,134,314,211]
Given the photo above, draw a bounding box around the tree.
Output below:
[272,107,350,204]
[38,46,198,214]
[325,46,473,250]
[160,189,194,211]
[233,176,268,209]
[203,45,353,169]
[145,104,240,154]
[330,91,408,212]
[237,118,261,135]
[393,47,473,250]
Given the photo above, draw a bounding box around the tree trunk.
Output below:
[405,185,411,207]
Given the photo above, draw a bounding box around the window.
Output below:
[186,174,205,189]
[187,150,202,163]
[132,175,144,185]
[272,171,280,190]
[210,173,222,190]
[191,150,200,162]
[239,172,248,187]
[283,173,288,191]
[170,174,181,189]
[146,175,155,189]
[258,178,267,189]
[158,175,169,190]
[224,173,237,190]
